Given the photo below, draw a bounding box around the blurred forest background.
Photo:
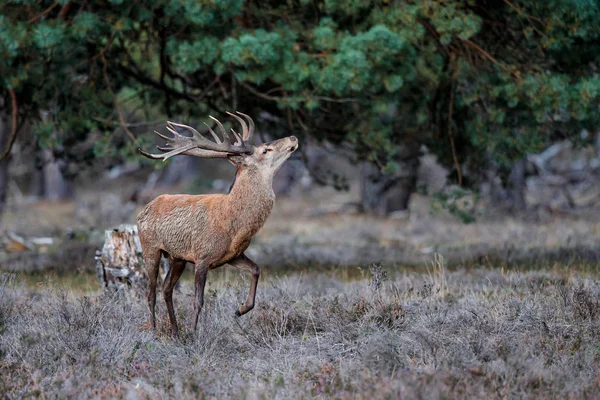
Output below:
[1,0,600,270]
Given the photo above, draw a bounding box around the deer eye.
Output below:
[262,149,268,154]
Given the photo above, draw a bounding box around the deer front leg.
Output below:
[143,249,162,333]
[193,263,208,331]
[163,258,186,338]
[228,254,260,317]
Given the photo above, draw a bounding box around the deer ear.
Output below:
[227,154,245,166]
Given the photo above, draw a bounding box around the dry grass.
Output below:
[256,189,600,266]
[1,260,600,399]
[4,183,600,269]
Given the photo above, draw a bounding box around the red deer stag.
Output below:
[137,112,298,337]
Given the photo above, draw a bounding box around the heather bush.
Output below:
[1,265,599,399]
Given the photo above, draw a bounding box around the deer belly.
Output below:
[162,242,195,263]
[159,231,198,262]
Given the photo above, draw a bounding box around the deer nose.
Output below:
[290,136,297,142]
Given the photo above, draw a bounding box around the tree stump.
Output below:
[96,224,145,291]
[96,224,170,291]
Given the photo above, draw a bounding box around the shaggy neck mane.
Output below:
[225,165,275,231]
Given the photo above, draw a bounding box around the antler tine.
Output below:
[153,130,174,143]
[157,145,175,152]
[226,111,248,143]
[164,125,181,140]
[155,144,198,162]
[230,129,243,146]
[235,111,254,142]
[203,122,223,144]
[209,115,231,143]
[167,121,203,140]
[138,144,196,162]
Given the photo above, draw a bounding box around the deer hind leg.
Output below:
[163,257,187,338]
[144,249,162,332]
[193,262,209,331]
[228,254,260,317]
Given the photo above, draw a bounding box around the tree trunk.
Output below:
[40,148,73,201]
[0,114,9,223]
[508,158,527,211]
[360,142,420,216]
[37,113,73,201]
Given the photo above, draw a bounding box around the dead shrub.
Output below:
[572,286,599,320]
[251,300,311,342]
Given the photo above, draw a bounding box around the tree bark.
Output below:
[40,148,73,201]
[508,158,527,211]
[360,142,420,216]
[0,113,9,223]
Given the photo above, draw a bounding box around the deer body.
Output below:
[137,167,275,266]
[137,112,297,337]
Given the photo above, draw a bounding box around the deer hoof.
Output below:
[235,310,242,317]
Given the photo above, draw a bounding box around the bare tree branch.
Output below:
[447,80,462,185]
[28,2,59,23]
[101,54,136,141]
[93,117,163,128]
[1,89,19,161]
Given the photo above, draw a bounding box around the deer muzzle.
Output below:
[288,136,298,152]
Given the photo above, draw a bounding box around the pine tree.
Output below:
[1,0,599,215]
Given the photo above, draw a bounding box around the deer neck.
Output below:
[225,165,275,232]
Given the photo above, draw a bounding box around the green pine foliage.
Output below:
[1,0,599,183]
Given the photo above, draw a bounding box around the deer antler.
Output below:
[226,111,255,142]
[138,112,255,162]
